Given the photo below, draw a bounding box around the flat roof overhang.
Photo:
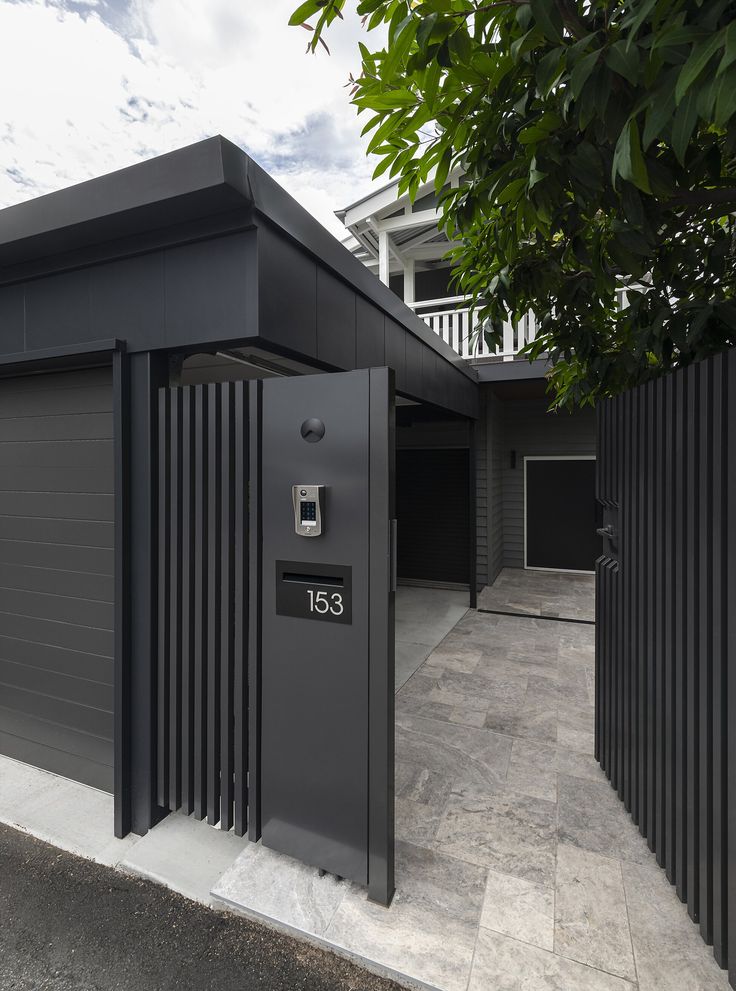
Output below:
[0,137,478,418]
[474,358,550,383]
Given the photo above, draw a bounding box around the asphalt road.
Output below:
[0,824,401,991]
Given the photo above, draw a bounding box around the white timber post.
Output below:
[403,258,415,306]
[378,229,390,286]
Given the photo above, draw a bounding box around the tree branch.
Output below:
[669,186,736,208]
[448,0,525,17]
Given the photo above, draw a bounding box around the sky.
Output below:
[0,0,386,238]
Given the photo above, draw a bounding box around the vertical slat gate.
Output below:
[157,382,249,834]
[596,349,735,983]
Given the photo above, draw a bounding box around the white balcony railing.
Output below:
[410,296,537,361]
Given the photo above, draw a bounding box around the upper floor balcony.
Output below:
[409,296,539,363]
[337,173,544,370]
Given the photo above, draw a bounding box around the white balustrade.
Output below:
[411,298,538,361]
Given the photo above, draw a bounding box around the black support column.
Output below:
[119,349,170,837]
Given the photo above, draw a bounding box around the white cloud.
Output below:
[0,0,387,237]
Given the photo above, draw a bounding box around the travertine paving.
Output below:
[0,577,725,989]
[213,583,729,991]
[478,566,595,621]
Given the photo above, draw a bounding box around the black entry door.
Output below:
[396,448,470,585]
[525,457,598,572]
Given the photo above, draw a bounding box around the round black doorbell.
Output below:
[301,418,325,443]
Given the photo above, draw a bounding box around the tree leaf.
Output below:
[606,40,640,85]
[434,146,453,193]
[288,0,323,26]
[496,177,527,204]
[613,118,652,194]
[529,0,562,44]
[384,16,416,77]
[424,58,442,110]
[642,88,675,149]
[717,21,736,76]
[671,89,699,165]
[714,64,736,127]
[622,0,658,48]
[570,50,600,100]
[675,30,726,105]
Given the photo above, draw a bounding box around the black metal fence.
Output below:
[156,382,249,834]
[597,349,734,981]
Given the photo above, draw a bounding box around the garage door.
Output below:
[396,448,470,585]
[525,456,598,572]
[0,367,114,791]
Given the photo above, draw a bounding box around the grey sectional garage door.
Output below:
[0,367,114,791]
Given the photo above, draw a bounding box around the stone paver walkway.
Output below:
[478,566,595,622]
[0,579,727,991]
[214,602,728,991]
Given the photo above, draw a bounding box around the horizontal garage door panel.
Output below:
[0,367,113,790]
[0,385,114,419]
[0,563,113,601]
[0,413,114,443]
[0,587,113,628]
[0,539,112,574]
[0,659,112,709]
[0,518,113,547]
[0,634,112,684]
[0,610,113,657]
[0,492,113,522]
[0,706,113,766]
[0,726,112,793]
[0,466,113,493]
[0,683,110,739]
[0,439,113,470]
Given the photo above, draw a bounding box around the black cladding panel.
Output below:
[89,252,166,346]
[317,269,356,369]
[385,320,406,389]
[25,269,91,350]
[0,285,25,354]
[356,297,385,369]
[258,225,317,357]
[164,233,254,347]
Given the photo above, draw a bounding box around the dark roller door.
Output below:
[0,367,114,791]
[525,457,598,572]
[396,448,469,584]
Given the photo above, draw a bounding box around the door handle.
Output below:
[596,524,615,539]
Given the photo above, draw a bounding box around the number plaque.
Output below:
[275,561,352,625]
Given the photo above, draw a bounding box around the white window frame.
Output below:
[523,455,597,575]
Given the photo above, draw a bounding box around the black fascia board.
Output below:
[474,357,550,382]
[0,137,248,269]
[0,135,476,387]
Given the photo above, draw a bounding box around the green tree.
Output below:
[291,0,736,406]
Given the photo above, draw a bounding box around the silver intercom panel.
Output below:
[292,484,325,536]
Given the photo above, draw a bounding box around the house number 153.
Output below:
[307,589,344,616]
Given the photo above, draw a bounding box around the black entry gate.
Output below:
[596,349,735,982]
[155,369,395,904]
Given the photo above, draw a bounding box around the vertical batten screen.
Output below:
[157,382,248,834]
[596,350,733,982]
